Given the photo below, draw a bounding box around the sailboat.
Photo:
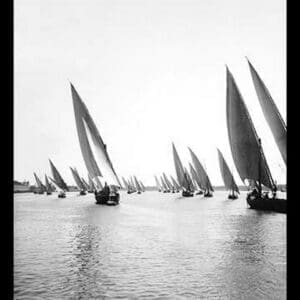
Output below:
[70,167,87,195]
[133,176,142,194]
[81,177,90,193]
[33,173,46,194]
[188,148,214,197]
[49,159,69,198]
[163,173,175,193]
[70,83,121,205]
[226,66,286,213]
[44,175,52,195]
[160,175,170,193]
[172,143,193,197]
[170,175,180,192]
[139,180,146,192]
[247,58,286,166]
[154,175,162,192]
[217,149,239,199]
[189,163,204,195]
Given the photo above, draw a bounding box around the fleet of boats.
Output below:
[30,59,286,213]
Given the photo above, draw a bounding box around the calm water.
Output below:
[14,191,286,299]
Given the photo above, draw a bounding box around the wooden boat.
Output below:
[71,83,121,205]
[163,173,174,193]
[70,167,87,195]
[33,173,46,194]
[226,66,286,213]
[172,143,194,197]
[88,175,96,193]
[154,175,162,192]
[134,176,143,194]
[217,149,239,199]
[189,163,204,195]
[170,175,180,193]
[160,175,170,193]
[49,159,69,198]
[188,148,214,197]
[44,175,52,195]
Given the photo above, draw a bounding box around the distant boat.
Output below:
[71,83,121,205]
[44,175,52,195]
[247,58,286,166]
[226,66,286,213]
[163,173,175,193]
[160,175,170,193]
[139,180,146,192]
[170,175,180,192]
[49,159,69,198]
[189,163,203,195]
[154,175,162,192]
[217,149,239,199]
[33,173,46,194]
[134,176,142,194]
[188,148,213,197]
[172,143,193,197]
[70,167,87,195]
[122,177,133,194]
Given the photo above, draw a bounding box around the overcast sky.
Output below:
[14,0,286,186]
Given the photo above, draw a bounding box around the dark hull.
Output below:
[246,194,286,214]
[228,194,238,200]
[127,191,134,194]
[79,191,87,195]
[46,192,52,195]
[88,190,94,193]
[95,193,120,206]
[182,190,194,197]
[204,192,213,197]
[58,192,66,198]
[195,191,203,195]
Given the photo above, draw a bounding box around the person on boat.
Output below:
[102,182,110,196]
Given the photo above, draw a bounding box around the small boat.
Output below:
[44,175,52,195]
[71,83,121,205]
[58,191,66,198]
[160,176,170,193]
[70,167,87,195]
[49,160,69,198]
[217,149,239,199]
[154,175,162,192]
[226,66,286,213]
[88,174,96,193]
[188,148,214,197]
[170,175,180,193]
[172,143,194,197]
[189,163,204,195]
[33,173,46,194]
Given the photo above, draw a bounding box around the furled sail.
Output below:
[70,83,121,187]
[226,66,275,190]
[217,149,239,193]
[247,59,286,165]
[172,143,189,190]
[70,167,86,191]
[188,148,213,192]
[49,159,69,191]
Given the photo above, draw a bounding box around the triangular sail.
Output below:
[70,167,86,191]
[172,143,189,190]
[81,177,90,191]
[163,173,173,191]
[134,176,142,192]
[88,174,96,191]
[189,163,203,190]
[154,175,162,191]
[170,175,180,190]
[188,148,213,192]
[217,149,239,194]
[49,160,69,191]
[160,176,169,191]
[247,59,286,165]
[34,173,46,192]
[122,177,129,190]
[71,83,121,187]
[226,66,275,190]
[44,175,52,192]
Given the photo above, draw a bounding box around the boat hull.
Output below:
[58,192,66,198]
[182,190,194,197]
[46,192,52,195]
[204,192,213,197]
[79,190,87,195]
[228,194,238,200]
[246,194,286,213]
[195,191,203,195]
[95,192,120,206]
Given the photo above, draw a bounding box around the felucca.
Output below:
[33,173,46,194]
[49,159,69,198]
[226,66,286,213]
[70,167,87,195]
[44,175,52,195]
[172,143,193,197]
[217,149,239,199]
[70,83,121,205]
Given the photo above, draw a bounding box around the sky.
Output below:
[14,0,286,187]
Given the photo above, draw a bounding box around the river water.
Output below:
[14,191,286,299]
